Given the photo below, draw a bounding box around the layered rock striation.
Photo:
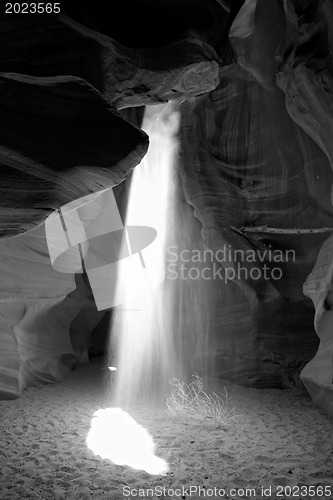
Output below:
[178,0,333,390]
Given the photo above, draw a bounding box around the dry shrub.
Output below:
[165,374,238,429]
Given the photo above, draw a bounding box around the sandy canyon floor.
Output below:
[1,358,333,500]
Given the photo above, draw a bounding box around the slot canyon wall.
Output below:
[177,0,331,384]
[0,0,222,398]
[0,0,332,415]
[176,0,333,413]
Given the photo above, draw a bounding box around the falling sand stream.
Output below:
[108,102,185,408]
[85,102,215,475]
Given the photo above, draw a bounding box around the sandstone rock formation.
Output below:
[0,3,223,397]
[0,9,221,236]
[0,73,148,237]
[177,0,333,392]
[0,223,104,399]
[302,234,333,416]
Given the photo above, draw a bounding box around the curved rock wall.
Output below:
[276,0,333,412]
[0,224,104,399]
[0,73,148,237]
[0,5,222,398]
[0,10,221,238]
[178,0,333,386]
[302,234,333,415]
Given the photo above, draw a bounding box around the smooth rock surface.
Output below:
[0,224,104,399]
[0,73,148,237]
[302,234,333,417]
[177,0,332,386]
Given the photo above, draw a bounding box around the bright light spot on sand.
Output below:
[108,366,117,371]
[86,408,168,475]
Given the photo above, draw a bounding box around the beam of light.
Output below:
[86,407,168,475]
[108,102,184,406]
